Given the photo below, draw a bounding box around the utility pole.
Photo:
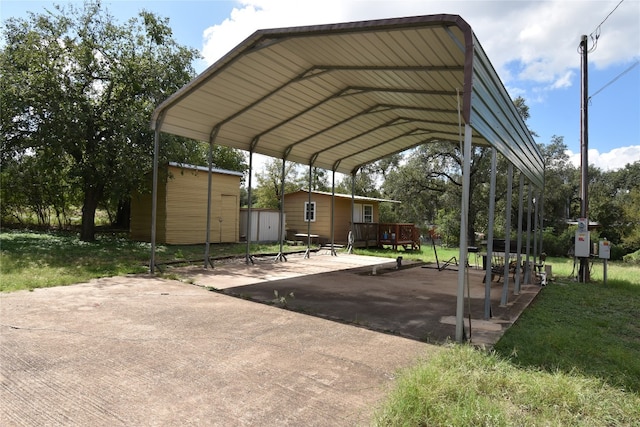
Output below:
[579,34,590,283]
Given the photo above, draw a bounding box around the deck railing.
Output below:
[352,222,421,250]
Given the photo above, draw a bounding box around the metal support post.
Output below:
[484,148,497,319]
[501,163,513,306]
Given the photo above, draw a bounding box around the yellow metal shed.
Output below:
[130,162,242,244]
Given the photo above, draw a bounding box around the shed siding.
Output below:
[130,165,240,245]
[284,191,379,244]
[130,187,167,244]
[164,166,239,244]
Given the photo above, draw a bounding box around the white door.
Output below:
[352,204,363,222]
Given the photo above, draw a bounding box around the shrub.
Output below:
[623,248,640,264]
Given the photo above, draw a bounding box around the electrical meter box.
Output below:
[599,239,611,259]
[574,218,591,257]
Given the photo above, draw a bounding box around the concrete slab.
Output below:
[1,274,433,426]
[1,253,541,425]
[183,253,542,346]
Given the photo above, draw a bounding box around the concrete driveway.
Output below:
[1,253,540,426]
[1,269,432,426]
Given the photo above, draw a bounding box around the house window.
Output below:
[304,201,316,222]
[363,204,373,223]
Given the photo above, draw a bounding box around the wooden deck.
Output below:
[352,222,421,250]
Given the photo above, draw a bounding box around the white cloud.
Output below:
[567,145,640,171]
[201,0,640,86]
[202,0,350,65]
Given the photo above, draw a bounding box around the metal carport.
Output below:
[149,14,544,342]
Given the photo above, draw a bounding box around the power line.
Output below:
[592,0,626,34]
[589,60,640,101]
[580,0,626,53]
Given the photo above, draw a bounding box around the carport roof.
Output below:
[152,14,543,187]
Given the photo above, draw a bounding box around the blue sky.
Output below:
[2,0,639,171]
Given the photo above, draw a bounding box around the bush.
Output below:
[623,249,640,264]
[542,227,573,257]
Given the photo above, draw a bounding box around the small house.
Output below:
[130,162,243,244]
[283,190,397,245]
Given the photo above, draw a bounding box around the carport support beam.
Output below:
[501,163,514,306]
[330,169,337,256]
[275,158,287,262]
[245,146,256,265]
[204,131,218,269]
[514,173,525,295]
[524,182,533,284]
[456,124,472,342]
[484,148,497,319]
[347,171,356,254]
[304,163,313,259]
[149,113,164,274]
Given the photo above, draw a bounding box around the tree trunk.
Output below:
[80,184,103,241]
[114,199,131,229]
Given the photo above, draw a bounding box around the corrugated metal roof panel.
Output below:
[153,14,543,186]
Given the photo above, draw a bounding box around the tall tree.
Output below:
[537,135,577,231]
[1,1,200,240]
[252,159,302,209]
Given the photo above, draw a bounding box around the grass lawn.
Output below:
[374,344,640,426]
[2,230,639,424]
[0,229,295,292]
[359,244,640,425]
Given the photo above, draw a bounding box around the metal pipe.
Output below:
[245,149,254,264]
[330,169,337,256]
[276,157,287,262]
[484,147,497,319]
[149,113,164,273]
[514,173,525,294]
[305,164,313,258]
[456,124,472,342]
[524,182,533,284]
[204,139,214,268]
[348,171,356,253]
[501,162,513,306]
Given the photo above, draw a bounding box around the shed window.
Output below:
[363,204,373,223]
[304,201,316,222]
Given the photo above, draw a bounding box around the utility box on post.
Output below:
[599,239,611,260]
[574,218,590,258]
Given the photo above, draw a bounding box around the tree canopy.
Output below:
[0,1,246,240]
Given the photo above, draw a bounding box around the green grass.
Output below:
[353,244,462,265]
[374,345,640,426]
[493,279,640,394]
[0,229,296,292]
[370,244,640,425]
[3,230,640,424]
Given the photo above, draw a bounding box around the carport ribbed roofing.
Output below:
[151,14,544,187]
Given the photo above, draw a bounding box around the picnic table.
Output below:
[295,233,319,244]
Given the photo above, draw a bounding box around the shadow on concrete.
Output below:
[188,254,542,346]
